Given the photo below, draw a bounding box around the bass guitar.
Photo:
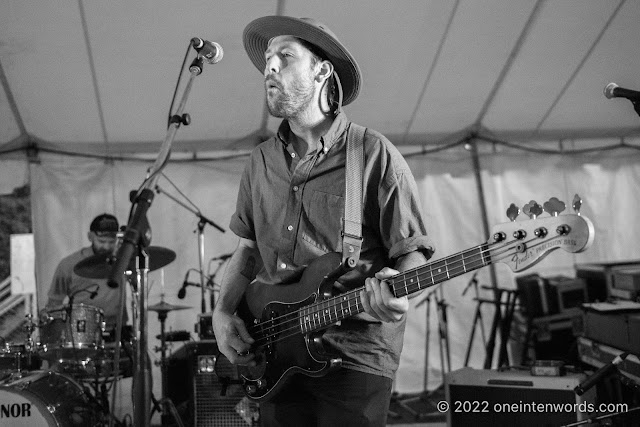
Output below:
[237,197,594,401]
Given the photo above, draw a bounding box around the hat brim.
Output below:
[243,16,361,106]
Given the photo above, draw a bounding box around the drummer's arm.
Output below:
[42,263,69,313]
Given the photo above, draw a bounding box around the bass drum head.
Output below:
[0,370,96,426]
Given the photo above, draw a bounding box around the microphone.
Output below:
[178,271,200,299]
[191,37,224,64]
[178,271,190,299]
[574,352,630,396]
[604,83,640,101]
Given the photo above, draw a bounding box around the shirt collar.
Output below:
[276,111,349,153]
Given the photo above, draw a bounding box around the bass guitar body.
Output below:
[237,252,346,402]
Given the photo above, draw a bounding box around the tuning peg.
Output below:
[506,204,520,222]
[572,194,583,215]
[522,200,543,219]
[543,197,566,217]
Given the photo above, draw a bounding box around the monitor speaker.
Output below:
[167,341,259,426]
[445,367,595,427]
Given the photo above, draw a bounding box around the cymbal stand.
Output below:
[149,294,185,427]
[154,179,225,314]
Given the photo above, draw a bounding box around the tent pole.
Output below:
[467,136,497,289]
[467,137,502,369]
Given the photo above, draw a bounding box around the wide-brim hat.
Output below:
[243,16,362,106]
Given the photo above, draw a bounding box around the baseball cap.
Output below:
[90,213,119,236]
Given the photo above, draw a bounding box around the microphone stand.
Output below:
[108,54,208,427]
[154,182,224,314]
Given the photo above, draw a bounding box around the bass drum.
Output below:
[0,370,97,426]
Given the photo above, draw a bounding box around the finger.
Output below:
[375,267,399,280]
[368,279,394,322]
[234,351,256,367]
[363,281,388,322]
[234,319,255,344]
[360,286,373,315]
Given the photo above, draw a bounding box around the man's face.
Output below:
[89,232,117,255]
[263,35,318,119]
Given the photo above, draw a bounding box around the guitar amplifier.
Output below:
[575,261,640,302]
[167,341,259,426]
[517,274,587,318]
[546,276,587,313]
[445,367,595,426]
[516,273,553,317]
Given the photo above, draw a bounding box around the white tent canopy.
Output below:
[2,1,640,419]
[2,0,640,155]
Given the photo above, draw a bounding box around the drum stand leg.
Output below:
[149,307,185,427]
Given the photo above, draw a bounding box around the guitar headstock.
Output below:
[489,195,594,272]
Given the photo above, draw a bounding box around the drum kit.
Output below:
[0,245,192,427]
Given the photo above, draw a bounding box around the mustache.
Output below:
[265,77,282,90]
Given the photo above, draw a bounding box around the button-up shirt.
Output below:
[230,111,434,378]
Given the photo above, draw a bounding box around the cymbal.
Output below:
[148,301,190,314]
[73,246,177,279]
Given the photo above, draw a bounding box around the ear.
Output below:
[315,60,334,84]
[87,231,93,242]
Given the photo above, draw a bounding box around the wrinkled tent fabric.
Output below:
[2,1,640,153]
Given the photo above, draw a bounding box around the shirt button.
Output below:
[280,263,287,269]
[287,225,293,231]
[293,185,299,192]
[291,152,296,158]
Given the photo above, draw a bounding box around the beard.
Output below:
[91,243,111,255]
[265,71,315,119]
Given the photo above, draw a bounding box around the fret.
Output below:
[302,308,311,332]
[432,260,446,283]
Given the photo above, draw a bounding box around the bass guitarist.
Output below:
[212,15,434,427]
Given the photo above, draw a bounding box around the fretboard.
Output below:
[299,243,491,334]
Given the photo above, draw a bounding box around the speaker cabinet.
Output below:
[445,367,595,426]
[167,341,259,426]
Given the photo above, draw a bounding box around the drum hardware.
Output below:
[149,296,189,426]
[0,314,42,377]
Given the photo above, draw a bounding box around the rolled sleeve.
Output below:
[388,235,435,260]
[369,133,435,262]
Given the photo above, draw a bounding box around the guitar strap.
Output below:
[342,123,366,269]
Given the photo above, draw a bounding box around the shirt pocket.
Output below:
[300,189,344,255]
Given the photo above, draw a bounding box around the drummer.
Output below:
[41,213,128,337]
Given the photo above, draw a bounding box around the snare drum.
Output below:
[0,370,97,426]
[38,304,104,362]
